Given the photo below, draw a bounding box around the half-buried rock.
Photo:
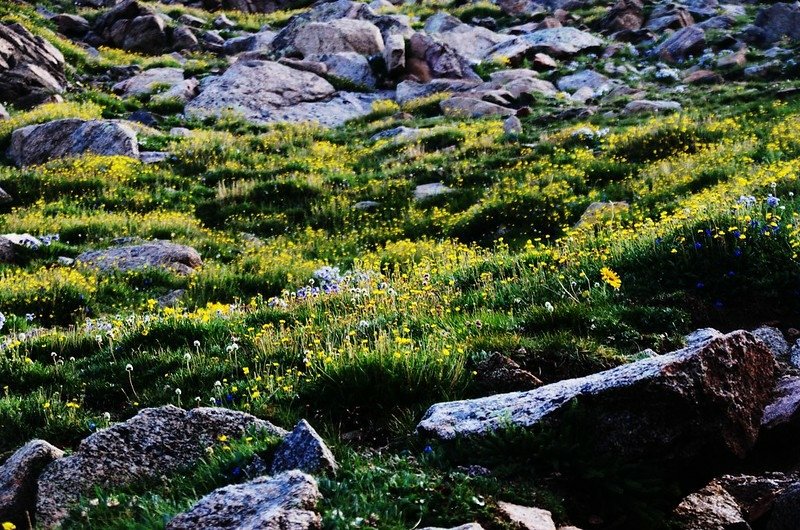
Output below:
[76,240,202,274]
[167,470,321,530]
[417,331,777,464]
[6,119,139,167]
[0,440,64,529]
[35,406,286,529]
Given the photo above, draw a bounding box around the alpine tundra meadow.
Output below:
[1,0,800,527]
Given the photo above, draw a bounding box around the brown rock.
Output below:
[0,440,64,528]
[684,69,724,84]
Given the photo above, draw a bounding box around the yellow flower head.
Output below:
[600,267,622,290]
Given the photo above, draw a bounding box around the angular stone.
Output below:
[423,13,512,63]
[290,19,384,57]
[408,33,480,81]
[166,471,321,530]
[503,115,523,135]
[685,327,722,347]
[384,32,406,74]
[752,326,790,362]
[486,28,604,64]
[271,419,338,476]
[7,119,139,167]
[557,70,612,93]
[417,331,777,464]
[0,23,66,109]
[683,69,723,84]
[623,100,682,114]
[76,240,202,274]
[673,482,747,529]
[112,67,185,97]
[0,440,64,529]
[440,97,514,118]
[186,60,336,124]
[308,52,377,89]
[395,79,480,104]
[761,376,800,430]
[754,3,800,45]
[414,182,453,201]
[498,502,556,530]
[50,14,90,37]
[651,26,705,62]
[36,406,286,529]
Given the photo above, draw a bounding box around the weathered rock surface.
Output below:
[498,502,556,530]
[36,406,286,528]
[417,331,777,464]
[423,13,512,63]
[673,481,748,529]
[414,182,453,201]
[271,419,338,476]
[291,19,385,57]
[395,79,480,104]
[0,23,66,109]
[419,525,485,530]
[0,440,64,528]
[487,28,604,64]
[91,0,168,54]
[440,97,514,118]
[50,14,90,37]
[752,326,790,362]
[76,240,203,274]
[112,67,186,97]
[623,100,682,114]
[308,52,377,88]
[7,119,139,167]
[473,353,542,394]
[761,375,800,430]
[186,60,346,125]
[167,471,321,530]
[408,33,480,81]
[652,26,705,61]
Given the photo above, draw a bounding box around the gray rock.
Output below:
[371,126,424,142]
[384,32,406,74]
[423,13,512,63]
[488,71,558,99]
[0,186,10,204]
[139,151,170,164]
[57,256,74,266]
[260,91,386,127]
[623,100,682,114]
[177,13,206,27]
[414,182,453,201]
[440,97,514,118]
[498,502,556,530]
[308,52,377,89]
[503,115,523,135]
[186,60,340,125]
[50,14,90,37]
[93,1,169,54]
[419,525,485,530]
[3,233,43,249]
[271,419,338,476]
[557,70,612,94]
[408,32,480,81]
[173,26,200,51]
[651,26,705,61]
[419,523,483,530]
[486,28,604,64]
[762,376,800,430]
[76,240,202,274]
[395,79,480,104]
[112,67,185,97]
[287,19,384,57]
[685,327,722,347]
[754,3,800,45]
[167,471,321,530]
[151,78,199,105]
[0,23,66,109]
[36,406,286,529]
[0,237,13,263]
[7,119,139,167]
[0,440,64,529]
[353,200,381,210]
[752,326,790,362]
[0,104,8,120]
[417,331,777,463]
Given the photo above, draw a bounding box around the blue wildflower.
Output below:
[767,194,780,208]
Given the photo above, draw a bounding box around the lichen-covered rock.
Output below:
[423,13,512,63]
[752,326,790,362]
[673,482,747,529]
[0,23,66,109]
[185,60,337,124]
[623,100,682,114]
[7,119,139,167]
[290,19,385,56]
[440,97,514,118]
[486,28,604,64]
[36,406,286,529]
[307,52,377,89]
[0,440,64,529]
[76,240,203,274]
[498,502,556,530]
[271,419,338,476]
[417,331,777,464]
[166,470,321,530]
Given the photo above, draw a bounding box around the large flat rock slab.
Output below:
[417,331,776,463]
